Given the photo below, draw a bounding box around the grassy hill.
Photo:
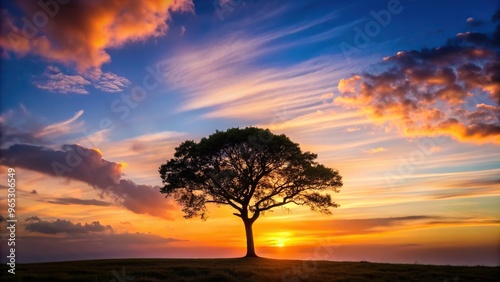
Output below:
[1,258,498,282]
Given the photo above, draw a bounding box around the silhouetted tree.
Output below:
[159,127,342,257]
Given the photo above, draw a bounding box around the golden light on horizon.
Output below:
[266,231,292,248]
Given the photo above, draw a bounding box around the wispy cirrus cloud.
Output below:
[35,108,84,138]
[161,9,360,123]
[429,178,500,200]
[0,105,84,146]
[257,214,500,239]
[0,0,193,73]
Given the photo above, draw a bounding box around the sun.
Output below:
[268,232,292,248]
[273,238,287,247]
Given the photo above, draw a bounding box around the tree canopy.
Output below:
[159,127,342,257]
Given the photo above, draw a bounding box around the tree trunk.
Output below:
[243,219,258,257]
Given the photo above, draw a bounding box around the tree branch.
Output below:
[257,199,294,212]
[206,175,242,211]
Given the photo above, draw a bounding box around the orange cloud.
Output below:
[335,21,500,144]
[0,0,193,73]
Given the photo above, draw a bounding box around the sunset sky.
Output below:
[1,0,499,266]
